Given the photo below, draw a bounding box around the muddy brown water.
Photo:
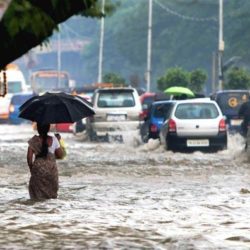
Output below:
[0,124,250,249]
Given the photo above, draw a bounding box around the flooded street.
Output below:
[0,124,250,249]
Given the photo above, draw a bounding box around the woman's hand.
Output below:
[54,133,61,141]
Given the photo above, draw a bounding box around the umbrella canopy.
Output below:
[19,92,95,124]
[164,86,195,97]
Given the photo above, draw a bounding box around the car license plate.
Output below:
[230,119,242,126]
[107,114,126,121]
[187,139,209,147]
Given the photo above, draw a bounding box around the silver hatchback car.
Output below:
[159,98,228,151]
[86,87,142,141]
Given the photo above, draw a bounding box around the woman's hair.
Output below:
[37,123,50,158]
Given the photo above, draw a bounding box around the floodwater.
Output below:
[0,124,250,250]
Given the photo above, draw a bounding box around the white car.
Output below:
[86,87,142,141]
[159,98,228,151]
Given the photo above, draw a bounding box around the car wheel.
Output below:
[141,132,149,143]
[165,139,171,151]
[87,129,97,142]
[75,120,85,133]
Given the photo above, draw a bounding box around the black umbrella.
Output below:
[19,92,95,124]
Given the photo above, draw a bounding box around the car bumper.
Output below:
[90,121,141,136]
[0,113,9,120]
[149,131,160,139]
[167,132,227,150]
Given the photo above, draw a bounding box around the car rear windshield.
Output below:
[175,103,219,119]
[143,96,155,106]
[97,91,135,108]
[153,103,173,118]
[11,95,33,105]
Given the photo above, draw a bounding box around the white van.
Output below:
[0,64,29,121]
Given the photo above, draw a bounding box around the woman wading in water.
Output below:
[27,123,64,199]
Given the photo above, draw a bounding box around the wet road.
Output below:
[0,124,250,249]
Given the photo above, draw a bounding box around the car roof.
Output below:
[215,90,250,94]
[175,98,214,104]
[152,100,176,105]
[140,92,155,97]
[95,87,136,93]
[11,91,34,97]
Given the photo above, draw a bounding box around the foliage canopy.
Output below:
[224,67,250,90]
[0,0,117,69]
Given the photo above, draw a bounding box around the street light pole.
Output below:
[57,24,61,88]
[97,0,105,83]
[146,0,153,92]
[218,0,224,90]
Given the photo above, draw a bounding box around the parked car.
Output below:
[140,100,175,142]
[159,98,227,151]
[210,90,250,132]
[86,87,142,141]
[9,92,34,124]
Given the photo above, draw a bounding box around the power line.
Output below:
[154,0,217,22]
[61,23,85,39]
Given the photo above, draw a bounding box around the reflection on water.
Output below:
[0,125,250,249]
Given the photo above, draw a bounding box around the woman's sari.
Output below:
[28,136,59,199]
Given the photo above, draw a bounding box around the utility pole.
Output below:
[57,24,61,88]
[218,0,224,90]
[97,0,105,83]
[211,52,217,93]
[146,0,153,92]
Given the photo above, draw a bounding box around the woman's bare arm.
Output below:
[27,146,34,171]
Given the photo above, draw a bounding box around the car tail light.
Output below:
[9,104,15,113]
[150,124,158,133]
[219,119,226,132]
[168,119,176,132]
[139,111,146,121]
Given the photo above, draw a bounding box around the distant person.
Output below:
[238,97,250,137]
[27,123,65,199]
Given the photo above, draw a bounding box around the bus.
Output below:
[30,70,71,94]
[210,89,250,132]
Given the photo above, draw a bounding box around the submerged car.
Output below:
[9,92,34,124]
[160,98,227,151]
[71,94,92,135]
[86,87,142,141]
[140,92,169,119]
[140,100,175,142]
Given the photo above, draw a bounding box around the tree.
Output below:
[189,69,207,93]
[129,74,140,88]
[224,67,250,90]
[0,0,117,69]
[157,67,190,91]
[103,72,126,86]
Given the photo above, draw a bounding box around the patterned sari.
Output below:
[28,136,59,199]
